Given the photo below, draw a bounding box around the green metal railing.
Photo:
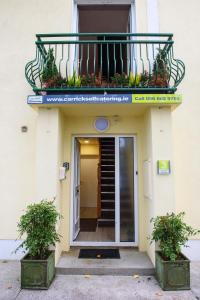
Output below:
[25,33,185,94]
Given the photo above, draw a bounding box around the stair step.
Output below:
[100,139,114,142]
[101,165,114,167]
[101,200,115,203]
[56,249,155,276]
[101,201,115,209]
[101,160,115,162]
[101,151,115,153]
[101,179,115,185]
[98,219,115,227]
[101,211,115,219]
[101,148,115,151]
[101,191,115,194]
[98,218,115,222]
[101,146,115,149]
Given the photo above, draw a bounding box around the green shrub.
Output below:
[17,200,62,259]
[150,212,200,261]
[41,49,58,83]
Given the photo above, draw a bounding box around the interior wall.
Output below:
[80,157,98,208]
[80,143,99,208]
[80,144,99,155]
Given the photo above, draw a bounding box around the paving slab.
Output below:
[16,274,196,300]
[0,259,200,300]
[191,261,200,299]
[0,260,20,300]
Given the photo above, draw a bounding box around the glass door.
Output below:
[117,137,135,243]
[72,135,137,246]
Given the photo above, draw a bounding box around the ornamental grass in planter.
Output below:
[150,212,200,291]
[17,200,62,289]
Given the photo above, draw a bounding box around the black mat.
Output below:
[80,218,97,232]
[79,249,120,259]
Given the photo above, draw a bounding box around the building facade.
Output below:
[1,0,200,264]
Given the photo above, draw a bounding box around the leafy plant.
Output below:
[153,48,169,76]
[150,212,200,261]
[150,48,169,87]
[42,75,66,88]
[140,71,151,87]
[111,73,129,87]
[17,200,62,259]
[41,49,58,83]
[80,73,96,87]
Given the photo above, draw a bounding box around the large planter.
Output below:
[155,251,190,291]
[21,251,55,289]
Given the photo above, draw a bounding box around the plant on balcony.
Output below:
[140,71,151,87]
[41,48,59,88]
[128,72,141,87]
[80,73,96,87]
[150,212,200,290]
[110,73,129,87]
[17,200,62,289]
[149,48,169,87]
[67,72,81,87]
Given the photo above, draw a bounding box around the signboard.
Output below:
[27,94,182,105]
[157,160,171,175]
[132,94,182,104]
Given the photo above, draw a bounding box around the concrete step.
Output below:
[56,248,155,276]
[98,218,115,227]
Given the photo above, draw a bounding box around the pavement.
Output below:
[0,260,200,300]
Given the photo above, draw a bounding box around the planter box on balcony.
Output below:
[21,251,55,289]
[155,251,190,291]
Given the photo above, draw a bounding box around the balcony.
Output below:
[25,33,185,94]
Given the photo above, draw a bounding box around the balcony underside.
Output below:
[33,87,177,94]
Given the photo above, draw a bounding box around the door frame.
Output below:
[70,134,138,247]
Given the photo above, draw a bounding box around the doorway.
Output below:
[71,135,138,246]
[78,5,131,78]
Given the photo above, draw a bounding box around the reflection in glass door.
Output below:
[119,137,135,242]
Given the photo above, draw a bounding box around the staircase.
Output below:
[98,138,115,227]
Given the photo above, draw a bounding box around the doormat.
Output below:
[80,219,97,232]
[78,249,120,259]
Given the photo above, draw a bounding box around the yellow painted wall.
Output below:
[158,0,200,232]
[142,107,175,263]
[59,114,147,251]
[1,0,199,264]
[0,0,73,239]
[0,0,149,241]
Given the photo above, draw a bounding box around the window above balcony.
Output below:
[25,33,185,94]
